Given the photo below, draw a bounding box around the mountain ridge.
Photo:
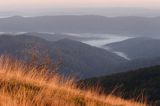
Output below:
[0,34,128,78]
[0,15,160,36]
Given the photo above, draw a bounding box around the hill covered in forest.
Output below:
[81,65,160,105]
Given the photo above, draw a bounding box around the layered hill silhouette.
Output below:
[21,32,87,41]
[0,15,160,36]
[0,34,160,79]
[106,37,160,59]
[0,35,127,78]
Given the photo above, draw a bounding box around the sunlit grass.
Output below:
[0,55,147,106]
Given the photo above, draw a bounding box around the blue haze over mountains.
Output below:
[0,5,160,106]
[0,15,160,37]
[1,6,160,105]
[0,32,160,78]
[0,11,160,78]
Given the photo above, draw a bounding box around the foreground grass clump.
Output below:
[0,56,147,106]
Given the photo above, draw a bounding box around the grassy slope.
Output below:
[82,66,160,105]
[0,56,146,106]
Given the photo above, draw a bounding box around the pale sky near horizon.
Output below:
[0,0,160,10]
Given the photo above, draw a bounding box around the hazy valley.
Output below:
[0,9,159,105]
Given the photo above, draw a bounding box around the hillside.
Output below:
[0,15,160,36]
[0,56,147,106]
[0,35,127,78]
[106,37,160,59]
[21,32,86,41]
[81,66,160,105]
[116,57,160,71]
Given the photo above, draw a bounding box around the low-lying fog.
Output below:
[0,32,134,60]
[64,33,133,60]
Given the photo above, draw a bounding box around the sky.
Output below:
[0,0,160,17]
[0,0,160,10]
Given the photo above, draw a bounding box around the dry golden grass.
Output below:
[0,55,148,106]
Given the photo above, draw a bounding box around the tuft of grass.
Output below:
[0,55,148,106]
[73,96,86,106]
